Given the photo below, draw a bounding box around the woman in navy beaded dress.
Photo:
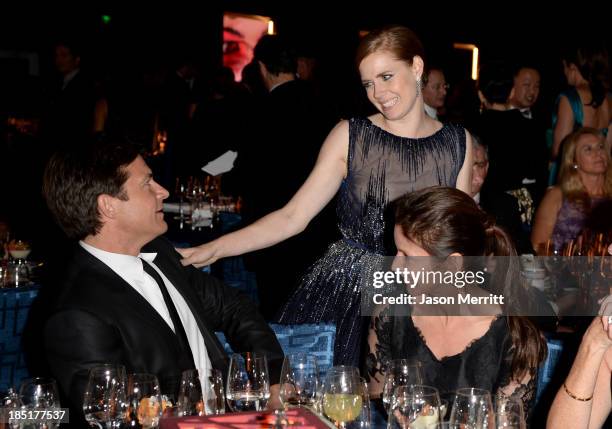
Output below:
[179,26,473,365]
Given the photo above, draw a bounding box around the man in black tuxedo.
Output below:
[41,141,283,424]
[241,35,338,319]
[469,136,533,255]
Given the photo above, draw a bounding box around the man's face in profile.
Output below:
[471,145,489,197]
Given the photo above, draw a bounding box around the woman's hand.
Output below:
[176,242,219,268]
[582,316,612,353]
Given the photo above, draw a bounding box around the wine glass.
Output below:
[226,353,270,412]
[495,395,525,429]
[178,368,225,416]
[8,239,31,260]
[345,377,371,429]
[449,388,494,429]
[82,365,127,428]
[126,373,162,429]
[321,368,363,428]
[382,360,424,411]
[19,377,61,428]
[6,239,32,287]
[387,385,441,429]
[279,353,319,408]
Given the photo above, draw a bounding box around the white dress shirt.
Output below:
[79,241,212,380]
[424,103,438,120]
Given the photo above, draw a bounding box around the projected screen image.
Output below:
[223,13,270,82]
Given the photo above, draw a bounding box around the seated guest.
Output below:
[547,316,612,428]
[365,187,546,415]
[470,135,533,254]
[41,141,283,423]
[532,127,611,251]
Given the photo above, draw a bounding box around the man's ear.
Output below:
[97,194,117,220]
[412,55,425,81]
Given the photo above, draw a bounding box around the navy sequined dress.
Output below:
[276,117,466,365]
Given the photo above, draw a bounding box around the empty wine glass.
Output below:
[178,368,225,416]
[449,388,494,429]
[19,377,61,428]
[279,353,319,408]
[387,385,441,429]
[82,365,127,428]
[382,360,424,411]
[126,373,162,429]
[321,368,363,429]
[226,353,270,412]
[345,377,371,429]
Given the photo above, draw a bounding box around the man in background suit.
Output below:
[469,135,533,255]
[40,40,96,154]
[41,141,283,424]
[241,35,337,319]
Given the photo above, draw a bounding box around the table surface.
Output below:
[159,407,336,429]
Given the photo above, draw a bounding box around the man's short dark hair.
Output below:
[43,141,140,240]
[478,61,513,104]
[254,35,297,76]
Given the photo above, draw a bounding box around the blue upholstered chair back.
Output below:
[535,337,564,404]
[0,286,39,392]
[216,323,336,377]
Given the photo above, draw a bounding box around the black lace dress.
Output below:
[366,306,537,416]
[276,117,466,366]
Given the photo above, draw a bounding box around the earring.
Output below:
[573,164,578,170]
[415,78,422,98]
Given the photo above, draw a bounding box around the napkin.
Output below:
[202,151,238,176]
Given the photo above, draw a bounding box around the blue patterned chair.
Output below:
[0,285,39,392]
[216,323,336,378]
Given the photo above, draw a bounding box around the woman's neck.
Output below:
[580,172,606,197]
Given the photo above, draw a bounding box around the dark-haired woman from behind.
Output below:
[366,186,547,417]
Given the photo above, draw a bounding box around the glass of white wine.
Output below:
[321,368,363,428]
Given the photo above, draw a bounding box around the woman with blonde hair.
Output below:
[532,127,611,251]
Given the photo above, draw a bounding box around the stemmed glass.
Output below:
[387,385,441,429]
[321,367,363,429]
[126,373,162,429]
[449,388,494,429]
[537,240,566,295]
[279,353,319,408]
[382,360,424,411]
[226,353,270,412]
[495,395,525,429]
[19,377,61,428]
[6,239,32,287]
[82,365,127,428]
[346,377,371,429]
[178,368,225,416]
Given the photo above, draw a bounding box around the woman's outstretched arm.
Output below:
[178,120,349,267]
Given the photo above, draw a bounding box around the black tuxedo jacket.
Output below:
[44,237,283,421]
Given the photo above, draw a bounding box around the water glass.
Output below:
[226,353,270,412]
